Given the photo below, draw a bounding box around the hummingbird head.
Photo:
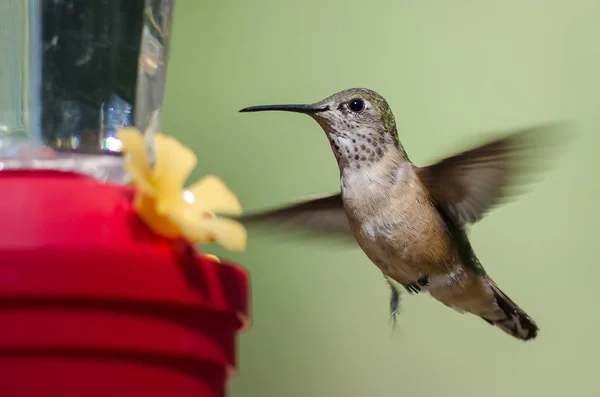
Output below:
[240,88,407,169]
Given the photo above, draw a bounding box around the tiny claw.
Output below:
[405,275,430,294]
[406,283,421,294]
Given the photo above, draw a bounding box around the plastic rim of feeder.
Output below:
[0,169,251,397]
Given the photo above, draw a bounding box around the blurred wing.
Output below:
[237,193,355,242]
[416,121,570,226]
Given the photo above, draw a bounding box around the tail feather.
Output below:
[484,278,539,341]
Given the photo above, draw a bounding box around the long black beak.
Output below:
[239,104,329,114]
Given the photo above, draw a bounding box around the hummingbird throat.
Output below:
[325,128,406,171]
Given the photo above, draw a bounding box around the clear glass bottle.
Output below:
[0,0,174,183]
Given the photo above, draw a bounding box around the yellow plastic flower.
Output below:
[117,127,247,252]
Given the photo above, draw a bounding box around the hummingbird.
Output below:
[239,88,567,341]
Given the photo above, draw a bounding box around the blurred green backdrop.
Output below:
[163,1,599,396]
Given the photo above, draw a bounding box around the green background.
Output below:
[163,1,599,396]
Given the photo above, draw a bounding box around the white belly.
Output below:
[340,163,447,286]
[352,215,422,284]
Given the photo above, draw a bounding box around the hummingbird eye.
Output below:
[348,98,365,113]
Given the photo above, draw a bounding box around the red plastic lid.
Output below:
[0,170,251,396]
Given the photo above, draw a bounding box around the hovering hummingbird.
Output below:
[239,88,567,341]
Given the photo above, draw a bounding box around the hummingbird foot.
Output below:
[406,283,421,294]
[405,276,429,294]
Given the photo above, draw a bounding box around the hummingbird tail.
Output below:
[483,278,539,341]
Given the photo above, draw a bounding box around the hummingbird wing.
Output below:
[236,193,355,242]
[416,121,569,226]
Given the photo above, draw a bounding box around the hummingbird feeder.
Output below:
[0,1,250,396]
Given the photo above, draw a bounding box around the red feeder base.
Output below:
[0,170,251,397]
